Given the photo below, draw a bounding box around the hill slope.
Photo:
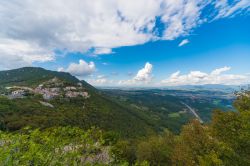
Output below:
[0,67,156,137]
[0,67,80,87]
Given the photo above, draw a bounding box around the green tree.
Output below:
[111,140,137,164]
[171,120,231,166]
[136,130,174,166]
[211,111,250,165]
[211,94,250,165]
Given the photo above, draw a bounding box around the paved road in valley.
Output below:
[181,102,204,123]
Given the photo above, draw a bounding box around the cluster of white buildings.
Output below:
[5,79,89,100]
[35,84,89,100]
[8,89,26,99]
[65,91,89,98]
[34,86,60,100]
[34,85,89,100]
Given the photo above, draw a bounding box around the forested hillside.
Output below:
[0,67,157,138]
[0,67,79,87]
[1,90,249,165]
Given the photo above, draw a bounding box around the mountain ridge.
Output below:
[0,67,157,137]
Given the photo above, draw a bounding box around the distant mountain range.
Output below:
[164,84,246,92]
[99,84,248,92]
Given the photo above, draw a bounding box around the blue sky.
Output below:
[0,0,250,86]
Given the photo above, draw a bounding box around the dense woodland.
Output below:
[0,68,249,165]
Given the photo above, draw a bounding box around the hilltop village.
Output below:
[3,77,90,100]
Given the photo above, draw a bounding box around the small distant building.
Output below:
[65,91,78,98]
[81,92,90,98]
[65,91,89,98]
[50,88,60,92]
[43,93,53,100]
[42,91,59,100]
[9,90,25,99]
[64,86,77,91]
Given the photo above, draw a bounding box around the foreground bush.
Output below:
[0,126,111,165]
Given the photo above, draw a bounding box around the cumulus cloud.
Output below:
[84,65,249,87]
[178,39,189,47]
[134,62,153,82]
[59,59,96,77]
[0,0,249,69]
[119,62,153,86]
[161,66,249,86]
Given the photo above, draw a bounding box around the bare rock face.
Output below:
[82,147,112,165]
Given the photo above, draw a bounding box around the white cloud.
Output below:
[119,62,153,86]
[0,0,249,69]
[214,0,250,19]
[87,75,114,86]
[85,65,249,87]
[0,38,54,70]
[97,75,106,79]
[210,66,230,75]
[161,66,249,86]
[178,39,189,47]
[94,48,113,55]
[134,62,153,82]
[160,0,209,40]
[57,67,64,72]
[88,78,110,85]
[59,59,96,77]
